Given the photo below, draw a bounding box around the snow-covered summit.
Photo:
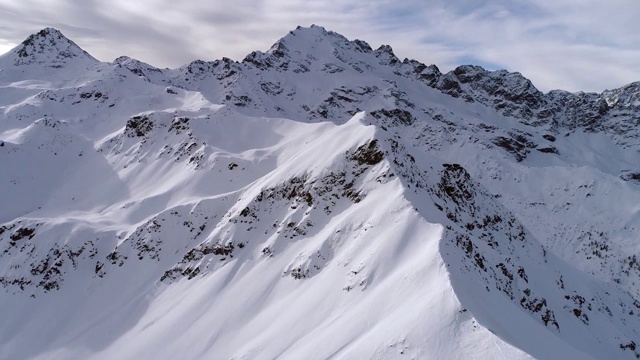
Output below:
[242,24,397,72]
[0,27,97,68]
[112,55,171,84]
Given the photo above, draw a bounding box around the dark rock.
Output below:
[537,147,559,154]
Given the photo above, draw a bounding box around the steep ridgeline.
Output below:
[1,26,640,359]
[164,25,640,151]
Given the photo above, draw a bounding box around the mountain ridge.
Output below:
[1,26,640,359]
[5,26,640,95]
[4,25,640,136]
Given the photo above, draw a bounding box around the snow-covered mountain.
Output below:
[1,25,640,359]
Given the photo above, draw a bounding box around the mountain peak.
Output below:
[292,24,329,35]
[242,25,375,70]
[374,44,399,65]
[4,27,97,67]
[282,24,365,50]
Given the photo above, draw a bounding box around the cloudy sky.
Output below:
[0,0,638,92]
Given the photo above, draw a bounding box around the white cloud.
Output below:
[0,0,638,92]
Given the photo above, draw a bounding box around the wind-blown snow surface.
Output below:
[1,26,640,359]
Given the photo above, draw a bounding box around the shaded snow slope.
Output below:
[1,26,640,359]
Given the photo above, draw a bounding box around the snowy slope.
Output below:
[1,26,640,360]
